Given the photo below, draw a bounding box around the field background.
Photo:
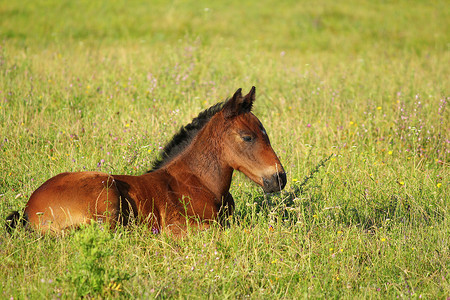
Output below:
[0,0,448,298]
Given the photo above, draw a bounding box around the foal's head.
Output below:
[218,87,287,193]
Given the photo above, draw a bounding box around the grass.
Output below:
[1,0,449,298]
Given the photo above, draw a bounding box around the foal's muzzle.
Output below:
[262,172,287,193]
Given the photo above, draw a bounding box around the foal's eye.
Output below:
[242,135,253,142]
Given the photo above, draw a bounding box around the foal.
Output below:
[6,87,286,234]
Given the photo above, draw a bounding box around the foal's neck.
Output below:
[167,120,233,199]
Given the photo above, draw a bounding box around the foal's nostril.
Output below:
[263,172,287,193]
[274,172,287,190]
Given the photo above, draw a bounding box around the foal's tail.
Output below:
[5,211,27,233]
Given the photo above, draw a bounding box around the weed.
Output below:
[62,224,133,298]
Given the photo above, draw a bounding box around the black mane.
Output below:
[147,101,225,172]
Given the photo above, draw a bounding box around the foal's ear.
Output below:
[223,86,255,118]
[243,86,256,109]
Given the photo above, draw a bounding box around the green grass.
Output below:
[1,0,449,298]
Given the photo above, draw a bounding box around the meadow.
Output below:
[0,0,448,298]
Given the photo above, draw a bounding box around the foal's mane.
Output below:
[148,101,225,172]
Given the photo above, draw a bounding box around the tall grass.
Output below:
[1,0,448,298]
